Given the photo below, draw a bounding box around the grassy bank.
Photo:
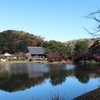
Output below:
[0,60,73,64]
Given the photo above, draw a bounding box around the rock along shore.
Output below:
[73,88,100,100]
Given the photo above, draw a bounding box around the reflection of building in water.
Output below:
[0,63,10,72]
[0,63,49,78]
[27,64,49,78]
[0,63,28,74]
[1,63,100,80]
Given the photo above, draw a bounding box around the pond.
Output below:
[0,63,100,100]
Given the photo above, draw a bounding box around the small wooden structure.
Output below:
[26,47,45,60]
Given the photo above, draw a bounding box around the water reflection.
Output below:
[0,63,100,92]
[49,70,67,86]
[75,72,89,83]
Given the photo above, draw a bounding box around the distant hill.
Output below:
[0,30,99,55]
[0,30,44,54]
[63,38,99,48]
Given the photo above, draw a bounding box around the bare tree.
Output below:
[84,8,100,37]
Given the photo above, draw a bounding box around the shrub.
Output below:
[29,58,33,61]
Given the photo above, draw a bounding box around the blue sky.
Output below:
[0,0,100,42]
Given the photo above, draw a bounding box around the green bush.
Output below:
[29,58,33,61]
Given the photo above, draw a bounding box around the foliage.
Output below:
[0,30,44,54]
[29,58,33,61]
[46,52,62,62]
[63,38,99,59]
[89,40,100,53]
[44,40,67,58]
[66,43,75,59]
[86,61,100,69]
[29,93,66,100]
[49,92,66,100]
[0,30,100,60]
[74,40,88,56]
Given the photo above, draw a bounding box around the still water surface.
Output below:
[0,63,100,100]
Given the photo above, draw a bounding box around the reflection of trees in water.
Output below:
[1,64,100,92]
[0,74,45,92]
[75,72,89,84]
[75,66,100,77]
[0,74,28,92]
[49,70,67,86]
[74,66,100,84]
[47,63,66,70]
[44,64,68,86]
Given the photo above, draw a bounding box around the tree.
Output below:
[0,30,45,54]
[44,40,67,58]
[66,43,75,59]
[84,9,100,54]
[89,40,100,53]
[74,40,88,56]
[84,9,100,37]
[46,52,62,62]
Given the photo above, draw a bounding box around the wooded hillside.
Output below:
[0,30,99,58]
[0,30,44,54]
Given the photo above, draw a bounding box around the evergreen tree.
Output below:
[44,40,67,58]
[74,40,88,56]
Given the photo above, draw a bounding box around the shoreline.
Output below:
[0,60,73,64]
[73,87,100,100]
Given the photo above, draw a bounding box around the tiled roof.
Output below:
[27,47,45,55]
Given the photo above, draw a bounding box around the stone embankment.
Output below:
[73,88,100,100]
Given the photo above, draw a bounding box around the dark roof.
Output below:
[27,47,45,55]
